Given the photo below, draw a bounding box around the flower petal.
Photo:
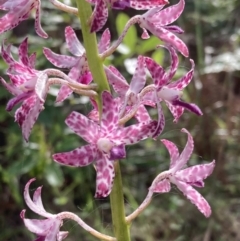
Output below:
[105,66,129,98]
[172,179,211,217]
[115,120,158,145]
[23,179,53,218]
[15,94,43,141]
[161,139,179,168]
[164,45,179,82]
[65,111,99,143]
[6,91,33,111]
[22,217,57,235]
[165,100,184,122]
[144,21,189,57]
[168,59,195,90]
[129,55,146,94]
[33,186,46,212]
[18,37,30,66]
[152,179,171,193]
[129,0,168,10]
[134,104,152,123]
[175,160,215,183]
[144,57,166,88]
[172,99,203,116]
[35,0,48,38]
[150,0,185,26]
[65,26,85,56]
[43,48,79,68]
[95,154,115,198]
[101,91,119,133]
[0,76,22,96]
[172,128,194,171]
[98,28,111,54]
[53,145,97,167]
[90,0,108,32]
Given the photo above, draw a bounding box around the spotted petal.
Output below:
[98,28,111,54]
[146,21,189,57]
[105,66,129,98]
[175,160,215,183]
[152,179,171,193]
[168,59,195,90]
[53,144,97,167]
[65,26,85,56]
[172,128,194,171]
[144,57,166,88]
[115,120,158,145]
[95,154,115,198]
[15,94,43,142]
[173,179,211,217]
[90,0,108,32]
[65,111,99,143]
[161,139,180,168]
[43,48,79,68]
[101,91,120,133]
[149,0,185,26]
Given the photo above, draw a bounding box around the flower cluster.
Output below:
[0,0,216,239]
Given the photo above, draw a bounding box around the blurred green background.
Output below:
[0,0,240,240]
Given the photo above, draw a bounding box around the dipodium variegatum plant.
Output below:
[0,0,216,240]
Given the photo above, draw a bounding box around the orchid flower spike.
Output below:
[21,178,68,241]
[0,0,47,38]
[53,91,158,197]
[0,38,49,141]
[151,128,215,217]
[138,0,188,57]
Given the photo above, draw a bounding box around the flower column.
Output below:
[75,0,131,240]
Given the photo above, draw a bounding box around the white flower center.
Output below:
[97,138,113,153]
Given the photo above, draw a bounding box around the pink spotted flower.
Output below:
[144,45,202,122]
[151,128,215,217]
[0,0,47,38]
[43,26,110,102]
[21,178,68,241]
[89,0,168,32]
[105,56,165,138]
[138,0,188,57]
[0,38,49,141]
[53,91,158,197]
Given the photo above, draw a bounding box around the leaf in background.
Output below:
[116,13,137,53]
[44,162,64,187]
[151,48,164,65]
[136,36,162,54]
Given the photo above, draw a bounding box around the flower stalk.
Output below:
[75,1,131,240]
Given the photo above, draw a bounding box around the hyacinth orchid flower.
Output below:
[21,178,68,241]
[43,26,110,102]
[144,46,202,122]
[151,128,215,217]
[0,38,49,141]
[89,0,169,32]
[0,0,47,38]
[105,56,165,138]
[53,91,158,197]
[138,0,188,57]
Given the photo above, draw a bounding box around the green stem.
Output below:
[75,1,131,240]
[110,162,131,241]
[75,0,110,111]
